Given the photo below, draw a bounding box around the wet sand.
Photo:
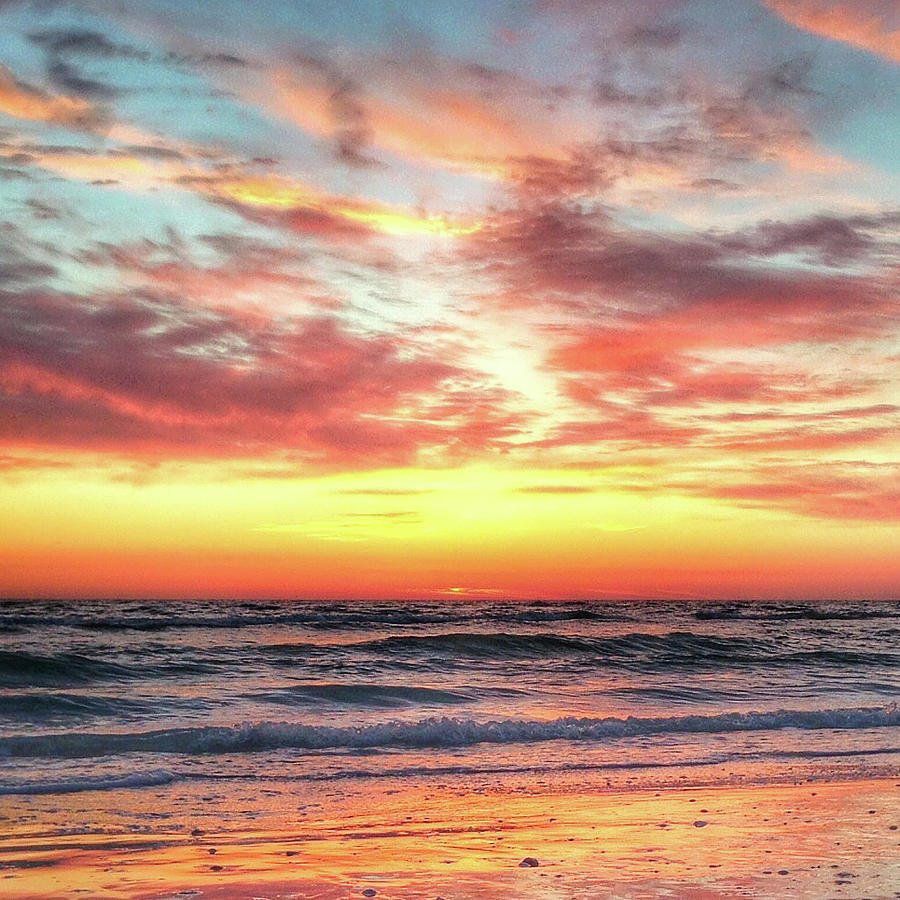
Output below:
[2,776,899,899]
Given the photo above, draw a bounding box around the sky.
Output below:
[0,0,898,600]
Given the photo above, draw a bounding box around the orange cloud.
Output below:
[765,0,900,63]
[0,64,104,129]
[31,148,186,186]
[687,461,900,522]
[207,173,481,238]
[11,135,479,240]
[268,63,569,179]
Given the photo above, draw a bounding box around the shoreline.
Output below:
[3,774,898,900]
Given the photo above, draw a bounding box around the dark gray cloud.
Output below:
[719,211,900,266]
[29,28,149,60]
[165,50,249,68]
[292,54,382,169]
[46,58,121,99]
[0,222,58,285]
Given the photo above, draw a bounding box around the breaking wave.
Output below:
[0,769,175,796]
[3,704,897,760]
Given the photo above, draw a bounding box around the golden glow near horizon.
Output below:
[3,457,898,599]
[0,0,898,599]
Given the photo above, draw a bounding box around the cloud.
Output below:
[0,454,72,472]
[466,201,896,324]
[26,28,147,100]
[28,27,249,82]
[691,461,900,522]
[457,190,899,467]
[547,270,891,373]
[515,484,597,494]
[14,141,190,190]
[522,412,706,451]
[719,210,900,267]
[336,488,433,496]
[4,133,479,242]
[765,0,900,63]
[28,28,150,60]
[505,147,612,200]
[0,63,109,130]
[287,54,381,168]
[195,172,480,239]
[1,0,897,527]
[263,43,841,192]
[0,284,522,465]
[74,230,332,316]
[45,58,122,100]
[0,222,58,286]
[343,510,423,520]
[586,522,648,531]
[166,51,248,68]
[264,53,573,179]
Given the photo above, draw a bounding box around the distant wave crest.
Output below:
[342,631,900,669]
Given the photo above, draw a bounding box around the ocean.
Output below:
[2,598,898,802]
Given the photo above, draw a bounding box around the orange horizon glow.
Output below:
[2,459,899,601]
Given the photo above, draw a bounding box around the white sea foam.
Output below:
[0,769,175,795]
[2,704,897,760]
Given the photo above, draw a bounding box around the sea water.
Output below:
[1,599,898,805]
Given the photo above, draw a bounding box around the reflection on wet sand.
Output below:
[3,777,898,900]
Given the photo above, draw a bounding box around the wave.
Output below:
[350,630,759,660]
[0,692,161,720]
[340,631,900,669]
[0,769,175,796]
[245,682,476,708]
[5,741,899,797]
[0,601,618,633]
[2,704,897,760]
[0,650,137,687]
[3,629,895,694]
[3,600,898,637]
[694,602,900,622]
[0,650,217,688]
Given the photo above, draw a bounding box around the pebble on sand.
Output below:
[519,857,540,867]
[362,890,377,897]
[693,820,708,827]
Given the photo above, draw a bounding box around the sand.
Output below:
[2,777,899,900]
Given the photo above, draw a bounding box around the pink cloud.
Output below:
[0,289,519,466]
[697,461,900,522]
[765,0,900,63]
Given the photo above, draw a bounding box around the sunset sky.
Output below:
[1,0,898,599]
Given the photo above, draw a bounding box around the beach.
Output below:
[3,775,899,899]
